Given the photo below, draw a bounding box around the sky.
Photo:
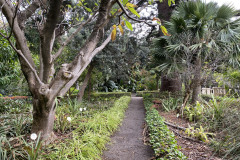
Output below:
[205,0,240,10]
[134,0,240,39]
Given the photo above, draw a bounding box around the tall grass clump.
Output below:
[197,96,240,159]
[41,96,131,160]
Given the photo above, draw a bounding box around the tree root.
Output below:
[164,121,203,144]
[164,121,186,131]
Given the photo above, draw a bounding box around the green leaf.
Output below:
[168,0,175,6]
[123,0,128,5]
[125,20,133,31]
[127,7,140,18]
[85,7,92,12]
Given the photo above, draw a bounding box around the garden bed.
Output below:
[144,99,187,160]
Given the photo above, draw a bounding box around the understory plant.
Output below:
[144,100,187,160]
[162,97,182,112]
[192,96,240,159]
[41,96,131,160]
[184,101,204,122]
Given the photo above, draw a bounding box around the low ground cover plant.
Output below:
[0,95,130,159]
[144,99,187,160]
[40,96,131,160]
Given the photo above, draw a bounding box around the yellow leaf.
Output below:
[121,21,125,26]
[126,3,137,8]
[118,25,124,35]
[153,17,161,23]
[160,25,171,36]
[111,25,117,41]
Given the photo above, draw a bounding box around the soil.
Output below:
[158,109,221,160]
[102,96,154,160]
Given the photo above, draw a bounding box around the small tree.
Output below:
[0,0,173,140]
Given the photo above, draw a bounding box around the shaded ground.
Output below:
[102,96,154,160]
[159,110,221,160]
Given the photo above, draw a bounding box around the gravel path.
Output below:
[102,96,154,160]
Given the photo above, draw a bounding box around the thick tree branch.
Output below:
[0,0,38,93]
[18,0,41,28]
[58,33,112,97]
[6,39,43,85]
[40,0,63,83]
[53,12,97,62]
[7,0,19,38]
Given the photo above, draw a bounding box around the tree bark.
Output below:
[191,57,201,104]
[157,0,182,93]
[31,97,56,141]
[77,63,94,102]
[160,74,181,92]
[156,74,160,90]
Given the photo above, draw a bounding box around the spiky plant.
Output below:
[151,0,240,104]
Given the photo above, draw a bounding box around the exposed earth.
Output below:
[102,96,154,160]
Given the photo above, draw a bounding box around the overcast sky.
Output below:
[205,0,240,10]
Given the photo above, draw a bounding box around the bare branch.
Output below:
[8,0,19,38]
[116,0,156,26]
[53,12,97,62]
[6,38,43,85]
[18,0,41,27]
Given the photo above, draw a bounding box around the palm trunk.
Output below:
[191,57,201,104]
[77,64,94,102]
[160,73,181,92]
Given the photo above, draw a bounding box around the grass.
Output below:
[40,96,131,160]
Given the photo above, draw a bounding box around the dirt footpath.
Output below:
[102,96,154,160]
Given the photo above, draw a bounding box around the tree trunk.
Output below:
[157,0,182,93]
[31,98,56,142]
[156,75,160,90]
[77,63,94,102]
[191,57,201,104]
[160,74,181,92]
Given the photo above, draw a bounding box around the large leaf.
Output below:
[128,7,140,18]
[125,20,133,31]
[160,25,170,36]
[118,25,124,35]
[126,3,137,8]
[123,0,128,6]
[111,25,117,41]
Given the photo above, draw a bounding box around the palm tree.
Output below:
[152,0,240,104]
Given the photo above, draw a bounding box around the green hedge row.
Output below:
[136,91,160,98]
[41,96,131,160]
[90,92,131,100]
[67,92,131,101]
[137,91,182,99]
[144,100,187,160]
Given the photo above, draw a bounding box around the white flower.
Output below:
[84,107,86,111]
[79,108,83,112]
[67,117,71,122]
[30,133,37,140]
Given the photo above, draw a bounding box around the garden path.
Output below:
[102,96,154,160]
